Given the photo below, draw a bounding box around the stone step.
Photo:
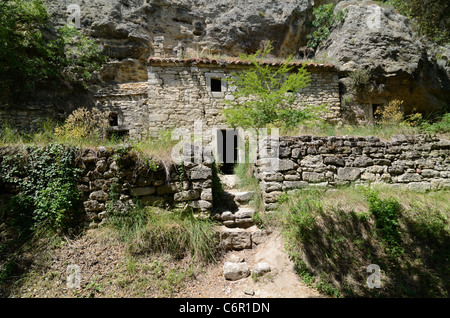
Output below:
[216,206,256,229]
[219,174,237,190]
[223,190,255,207]
[217,225,268,251]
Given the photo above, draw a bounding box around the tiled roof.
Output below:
[147,57,336,69]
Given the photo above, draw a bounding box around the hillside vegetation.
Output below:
[270,186,449,297]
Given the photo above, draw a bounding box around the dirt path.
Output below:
[177,230,324,298]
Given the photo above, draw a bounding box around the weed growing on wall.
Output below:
[307,3,347,49]
[0,144,82,233]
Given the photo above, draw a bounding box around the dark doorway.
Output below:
[372,104,384,123]
[217,129,239,174]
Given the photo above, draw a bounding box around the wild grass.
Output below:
[233,161,263,212]
[0,119,178,164]
[275,185,450,297]
[107,205,220,264]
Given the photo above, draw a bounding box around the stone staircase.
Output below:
[215,175,267,251]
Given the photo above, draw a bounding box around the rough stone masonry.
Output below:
[255,134,450,211]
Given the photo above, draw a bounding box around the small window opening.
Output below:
[109,113,119,127]
[210,78,222,92]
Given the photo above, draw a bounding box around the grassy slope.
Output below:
[270,185,449,297]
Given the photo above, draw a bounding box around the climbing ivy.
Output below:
[0,144,82,233]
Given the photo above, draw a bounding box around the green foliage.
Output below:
[307,3,347,49]
[278,186,449,297]
[382,0,450,44]
[348,68,372,92]
[282,190,322,244]
[364,189,402,250]
[0,144,82,233]
[108,206,219,263]
[224,42,326,130]
[0,0,107,101]
[416,113,450,135]
[47,25,108,88]
[54,107,110,142]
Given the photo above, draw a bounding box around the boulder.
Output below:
[251,262,271,277]
[223,262,250,281]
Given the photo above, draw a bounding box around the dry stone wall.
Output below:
[78,146,214,227]
[255,134,450,211]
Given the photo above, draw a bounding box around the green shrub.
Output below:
[348,68,372,92]
[223,42,325,131]
[307,3,347,49]
[0,144,82,233]
[0,0,107,101]
[364,189,402,248]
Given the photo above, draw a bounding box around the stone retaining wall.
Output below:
[0,145,214,228]
[255,135,450,211]
[77,146,214,227]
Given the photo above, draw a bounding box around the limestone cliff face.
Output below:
[316,0,450,118]
[43,0,314,83]
[40,0,449,118]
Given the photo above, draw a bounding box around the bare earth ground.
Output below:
[177,231,324,298]
[7,228,324,298]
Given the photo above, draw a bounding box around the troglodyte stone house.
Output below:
[94,54,341,169]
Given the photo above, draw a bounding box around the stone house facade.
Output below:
[94,57,341,143]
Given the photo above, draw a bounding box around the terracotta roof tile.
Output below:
[147,57,336,69]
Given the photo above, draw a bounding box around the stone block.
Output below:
[83,200,104,212]
[174,190,200,201]
[261,181,283,192]
[130,187,156,197]
[261,171,284,182]
[283,180,309,190]
[251,262,271,277]
[190,166,212,180]
[89,190,109,202]
[323,156,345,166]
[337,167,361,181]
[188,200,212,209]
[397,173,422,183]
[353,156,373,167]
[220,228,252,250]
[200,188,213,201]
[302,172,325,182]
[223,262,250,281]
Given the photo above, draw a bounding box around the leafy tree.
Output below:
[383,0,450,44]
[223,43,324,130]
[0,0,107,102]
